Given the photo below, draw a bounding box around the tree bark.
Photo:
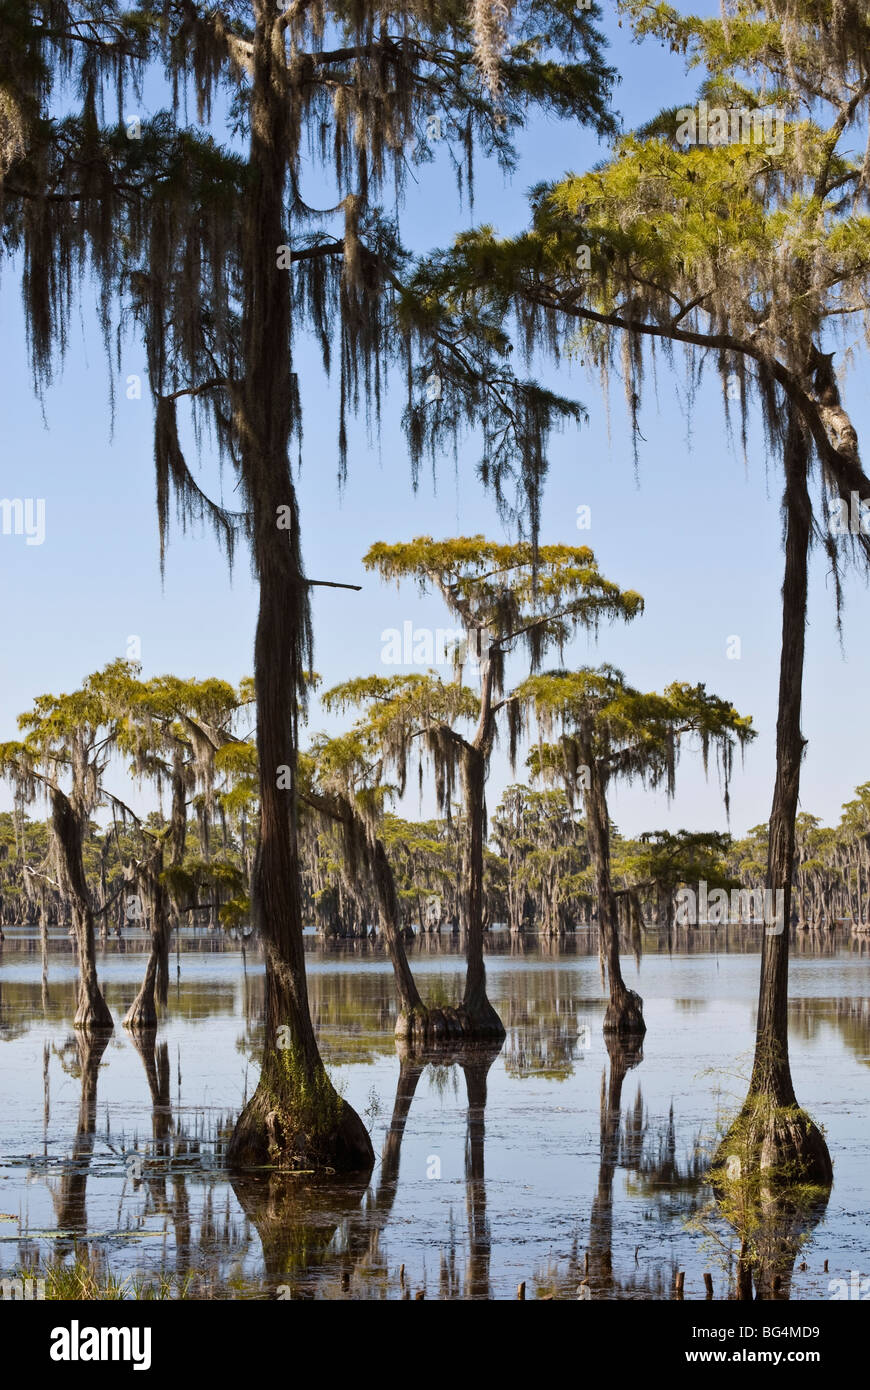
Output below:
[460,745,505,1037]
[302,787,425,1028]
[225,3,371,1174]
[722,412,832,1190]
[371,836,426,1018]
[160,744,188,996]
[582,749,645,1038]
[124,847,170,1031]
[51,789,112,1030]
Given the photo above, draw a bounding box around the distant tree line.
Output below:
[6,744,869,944]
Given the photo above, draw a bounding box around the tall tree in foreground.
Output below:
[2,2,618,1168]
[142,0,614,1170]
[418,0,869,1180]
[522,666,754,1036]
[331,537,642,1038]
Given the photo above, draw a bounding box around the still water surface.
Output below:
[1,928,868,1299]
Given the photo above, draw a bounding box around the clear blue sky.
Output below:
[2,4,868,839]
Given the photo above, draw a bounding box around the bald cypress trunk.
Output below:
[460,746,505,1037]
[162,746,188,979]
[155,750,189,1008]
[226,3,371,1174]
[125,945,160,1030]
[372,836,425,1019]
[302,787,424,1031]
[720,412,831,1191]
[394,743,503,1047]
[51,789,112,1030]
[124,848,170,1031]
[582,750,645,1038]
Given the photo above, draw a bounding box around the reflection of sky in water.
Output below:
[0,932,868,1299]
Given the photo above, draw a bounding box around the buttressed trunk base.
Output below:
[123,948,159,1030]
[124,856,171,1031]
[228,1051,374,1174]
[603,988,646,1040]
[713,1088,832,1300]
[395,999,506,1048]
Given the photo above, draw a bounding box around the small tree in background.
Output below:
[329,536,642,1038]
[0,661,144,1028]
[491,784,591,935]
[112,674,245,1028]
[616,829,737,936]
[299,728,427,1025]
[522,665,754,1038]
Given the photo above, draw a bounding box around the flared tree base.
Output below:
[713,1092,832,1299]
[714,1091,833,1190]
[396,998,506,1048]
[73,989,113,1031]
[123,992,158,1030]
[226,1064,374,1175]
[603,988,646,1040]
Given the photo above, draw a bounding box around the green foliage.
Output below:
[33,1261,196,1301]
[219,895,251,929]
[0,1,627,563]
[411,0,870,583]
[522,664,754,815]
[3,653,868,939]
[617,829,737,897]
[364,535,643,666]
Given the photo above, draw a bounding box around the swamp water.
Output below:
[0,929,868,1300]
